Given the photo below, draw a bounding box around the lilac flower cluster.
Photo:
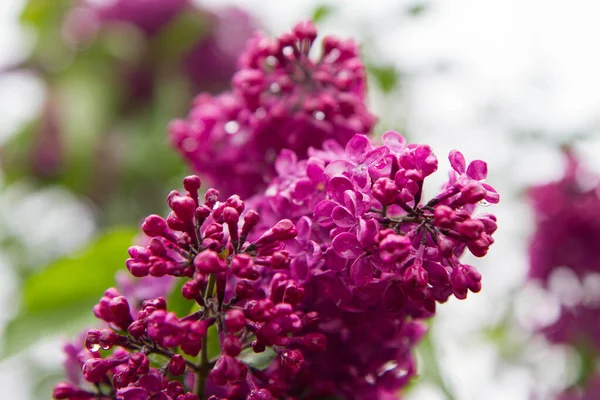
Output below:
[169,21,376,198]
[53,17,500,400]
[54,176,325,399]
[527,150,600,396]
[249,132,499,398]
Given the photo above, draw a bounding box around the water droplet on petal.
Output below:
[101,344,111,350]
[478,199,490,207]
[89,343,101,352]
[313,111,325,121]
[282,46,294,56]
[225,121,239,135]
[269,82,281,93]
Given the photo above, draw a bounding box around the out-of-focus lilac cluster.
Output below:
[64,0,257,102]
[169,21,376,199]
[528,150,600,397]
[249,132,499,398]
[53,176,326,399]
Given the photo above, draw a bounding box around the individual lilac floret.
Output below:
[54,176,324,399]
[250,131,499,397]
[170,20,376,198]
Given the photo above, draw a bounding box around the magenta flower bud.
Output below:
[302,333,327,352]
[433,205,455,228]
[169,195,197,222]
[194,250,225,273]
[109,296,133,329]
[147,238,167,256]
[293,20,317,42]
[247,389,275,400]
[223,207,240,241]
[142,297,167,310]
[204,188,220,208]
[403,264,428,288]
[126,260,150,277]
[212,355,247,386]
[127,246,151,261]
[252,340,266,354]
[204,223,224,241]
[53,383,90,399]
[128,353,150,375]
[372,177,399,205]
[436,235,455,258]
[225,309,246,332]
[141,214,168,237]
[235,280,255,300]
[222,335,242,357]
[167,212,186,231]
[182,279,203,300]
[379,234,411,263]
[241,210,261,238]
[281,349,304,375]
[254,219,298,247]
[127,320,146,339]
[459,182,486,204]
[455,219,485,240]
[168,354,186,376]
[246,300,274,322]
[82,358,109,383]
[270,251,291,269]
[183,175,202,195]
[451,267,468,299]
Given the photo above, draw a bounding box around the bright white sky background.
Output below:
[1,0,600,399]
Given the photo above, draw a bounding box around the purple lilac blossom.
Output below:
[170,21,376,199]
[53,176,324,400]
[249,131,499,398]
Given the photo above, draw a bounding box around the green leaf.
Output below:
[238,347,277,370]
[2,228,137,357]
[407,4,428,17]
[23,228,137,313]
[167,278,196,318]
[368,65,400,94]
[207,324,221,361]
[312,5,335,23]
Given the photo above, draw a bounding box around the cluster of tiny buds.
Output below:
[54,176,326,399]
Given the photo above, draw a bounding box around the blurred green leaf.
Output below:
[407,4,429,17]
[23,227,137,313]
[368,65,399,94]
[207,324,221,361]
[312,5,335,23]
[168,279,195,318]
[2,228,136,357]
[238,347,277,370]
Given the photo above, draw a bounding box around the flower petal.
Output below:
[332,232,363,259]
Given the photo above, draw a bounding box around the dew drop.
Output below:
[478,199,490,207]
[89,343,101,352]
[313,110,325,121]
[266,56,277,67]
[225,121,239,135]
[101,344,111,350]
[269,82,281,93]
[282,46,294,56]
[365,374,376,384]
